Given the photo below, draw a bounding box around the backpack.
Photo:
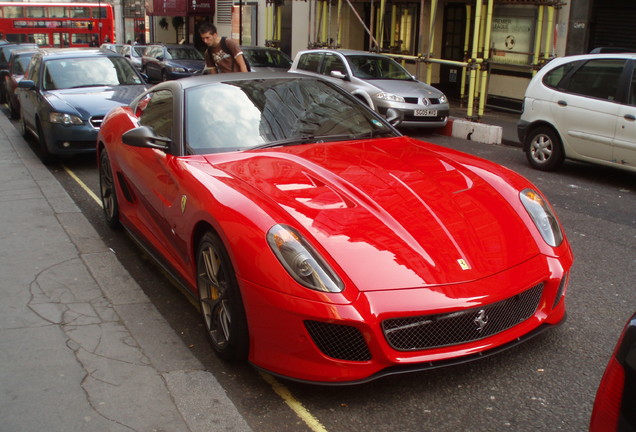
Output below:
[220,37,251,72]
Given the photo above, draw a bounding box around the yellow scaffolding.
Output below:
[304,0,563,120]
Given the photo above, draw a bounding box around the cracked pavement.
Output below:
[0,115,252,431]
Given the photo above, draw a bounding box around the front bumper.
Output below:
[376,101,450,128]
[42,121,99,156]
[241,253,572,384]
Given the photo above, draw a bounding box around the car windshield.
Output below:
[43,56,143,90]
[166,47,203,60]
[185,78,396,154]
[243,49,292,68]
[132,45,146,57]
[347,55,414,80]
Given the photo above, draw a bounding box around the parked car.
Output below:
[17,48,149,163]
[241,46,292,72]
[289,49,449,128]
[122,44,146,71]
[518,53,636,173]
[100,43,126,55]
[96,72,573,384]
[0,42,37,102]
[141,44,204,82]
[1,48,37,118]
[590,312,636,431]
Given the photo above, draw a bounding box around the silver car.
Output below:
[290,49,449,128]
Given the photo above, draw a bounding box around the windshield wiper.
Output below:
[251,134,359,150]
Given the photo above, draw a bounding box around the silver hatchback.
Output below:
[290,49,449,128]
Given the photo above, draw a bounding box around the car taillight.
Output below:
[589,352,625,431]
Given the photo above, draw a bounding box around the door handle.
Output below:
[557,100,567,107]
[624,114,636,121]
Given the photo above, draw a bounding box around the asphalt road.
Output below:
[13,116,636,432]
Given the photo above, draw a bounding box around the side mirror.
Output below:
[122,126,171,151]
[18,79,36,90]
[330,70,348,81]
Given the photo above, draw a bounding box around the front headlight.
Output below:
[49,112,83,125]
[171,66,187,73]
[267,224,344,293]
[520,189,563,247]
[374,91,405,103]
[439,94,448,104]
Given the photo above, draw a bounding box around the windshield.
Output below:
[166,47,204,60]
[185,78,396,154]
[43,56,143,90]
[348,55,414,80]
[243,48,292,68]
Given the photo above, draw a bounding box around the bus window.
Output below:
[3,7,23,18]
[26,7,46,18]
[70,7,89,18]
[48,7,67,18]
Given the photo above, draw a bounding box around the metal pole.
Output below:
[532,5,544,75]
[466,0,482,119]
[460,4,472,102]
[477,0,494,118]
[426,0,438,84]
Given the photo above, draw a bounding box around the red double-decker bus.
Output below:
[0,2,114,47]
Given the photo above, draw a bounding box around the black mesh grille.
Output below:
[382,283,545,351]
[304,321,372,361]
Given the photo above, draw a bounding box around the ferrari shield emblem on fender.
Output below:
[180,195,187,214]
[457,259,471,270]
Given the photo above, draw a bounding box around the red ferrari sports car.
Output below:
[97,73,573,384]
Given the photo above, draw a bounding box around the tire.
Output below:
[161,70,169,82]
[36,120,54,165]
[196,231,249,361]
[98,148,120,228]
[18,110,28,137]
[8,96,19,119]
[524,126,565,171]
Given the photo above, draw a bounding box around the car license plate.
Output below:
[414,109,437,117]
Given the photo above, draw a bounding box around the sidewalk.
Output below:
[0,114,252,431]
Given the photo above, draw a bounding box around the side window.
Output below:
[297,52,323,73]
[26,56,42,87]
[322,53,346,76]
[561,59,626,101]
[543,61,578,89]
[139,90,173,140]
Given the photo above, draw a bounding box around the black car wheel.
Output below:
[8,95,19,119]
[525,126,565,171]
[196,231,249,361]
[36,119,53,165]
[98,148,120,228]
[161,69,169,82]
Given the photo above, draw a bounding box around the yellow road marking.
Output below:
[63,165,102,207]
[260,372,329,432]
[63,164,330,432]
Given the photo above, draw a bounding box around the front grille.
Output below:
[382,283,544,351]
[304,320,372,361]
[89,116,104,129]
[404,97,443,105]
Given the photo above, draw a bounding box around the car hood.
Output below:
[209,137,540,291]
[46,85,148,118]
[362,78,443,98]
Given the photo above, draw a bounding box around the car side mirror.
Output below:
[17,79,36,90]
[122,126,171,152]
[330,70,349,81]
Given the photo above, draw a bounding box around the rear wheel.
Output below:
[196,231,249,361]
[524,126,565,171]
[98,148,120,228]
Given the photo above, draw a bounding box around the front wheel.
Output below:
[524,126,565,171]
[196,231,249,361]
[36,120,54,165]
[98,148,120,228]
